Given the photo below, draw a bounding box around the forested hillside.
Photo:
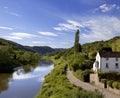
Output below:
[0,38,40,73]
[82,36,120,59]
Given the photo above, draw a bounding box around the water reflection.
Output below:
[12,65,53,80]
[0,74,12,93]
[0,60,53,98]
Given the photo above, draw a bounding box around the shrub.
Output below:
[74,69,91,82]
[107,80,114,88]
[101,79,107,83]
[112,81,120,89]
[98,72,120,81]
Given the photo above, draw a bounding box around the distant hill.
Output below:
[25,46,61,55]
[82,36,120,59]
[0,38,64,55]
[82,36,120,52]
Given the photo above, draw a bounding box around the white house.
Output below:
[93,51,120,72]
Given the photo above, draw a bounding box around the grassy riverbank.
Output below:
[35,56,103,98]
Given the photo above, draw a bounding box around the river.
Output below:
[0,60,54,98]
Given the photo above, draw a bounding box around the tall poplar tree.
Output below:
[74,29,81,53]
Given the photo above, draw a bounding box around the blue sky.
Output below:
[0,0,120,48]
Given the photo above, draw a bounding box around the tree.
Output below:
[74,29,81,53]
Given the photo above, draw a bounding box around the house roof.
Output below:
[99,51,120,58]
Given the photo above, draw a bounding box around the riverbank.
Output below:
[0,60,53,98]
[35,57,103,98]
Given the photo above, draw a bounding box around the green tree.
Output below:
[74,29,81,53]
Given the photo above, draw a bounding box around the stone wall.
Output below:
[90,73,104,88]
[90,73,120,95]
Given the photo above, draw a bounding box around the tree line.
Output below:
[0,45,40,73]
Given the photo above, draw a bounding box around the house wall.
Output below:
[93,52,120,72]
[101,57,120,72]
[93,52,101,72]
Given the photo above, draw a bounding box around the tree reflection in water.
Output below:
[0,74,12,93]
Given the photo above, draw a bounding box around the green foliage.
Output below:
[0,40,40,73]
[112,81,120,89]
[68,53,92,71]
[99,72,120,90]
[82,36,120,59]
[36,59,103,98]
[74,29,82,53]
[74,69,92,82]
[88,51,97,60]
[98,72,120,81]
[101,79,107,83]
[107,80,114,88]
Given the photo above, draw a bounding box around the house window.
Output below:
[106,58,109,60]
[115,63,119,68]
[116,58,118,61]
[106,63,109,68]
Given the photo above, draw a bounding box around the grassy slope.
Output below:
[35,36,120,98]
[35,56,103,98]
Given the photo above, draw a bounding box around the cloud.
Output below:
[0,26,13,30]
[5,36,22,40]
[9,12,21,17]
[53,16,120,44]
[38,32,58,36]
[80,16,120,43]
[4,6,8,9]
[32,41,52,44]
[5,32,38,40]
[95,4,120,13]
[54,20,83,31]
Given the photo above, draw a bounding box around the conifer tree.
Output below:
[74,29,82,53]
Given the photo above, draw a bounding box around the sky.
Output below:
[0,0,120,48]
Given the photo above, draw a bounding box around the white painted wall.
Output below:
[93,52,101,72]
[93,52,120,72]
[101,57,120,72]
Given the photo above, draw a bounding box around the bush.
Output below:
[74,69,91,82]
[101,79,107,83]
[98,72,120,81]
[112,81,120,89]
[107,80,114,88]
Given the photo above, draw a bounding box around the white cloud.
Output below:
[4,6,8,9]
[32,41,52,44]
[0,26,13,30]
[5,32,38,40]
[11,32,36,38]
[80,16,120,43]
[95,4,120,13]
[53,16,120,44]
[54,20,83,31]
[9,12,21,17]
[5,36,22,40]
[38,32,58,36]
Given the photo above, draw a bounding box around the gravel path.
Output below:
[67,68,120,98]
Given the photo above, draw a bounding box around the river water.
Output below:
[0,60,54,98]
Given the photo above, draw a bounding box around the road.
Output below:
[67,68,120,98]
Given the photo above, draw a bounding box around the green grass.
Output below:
[35,56,103,98]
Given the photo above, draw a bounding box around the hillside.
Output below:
[0,38,63,55]
[82,36,120,59]
[26,46,62,55]
[0,38,36,52]
[0,38,41,73]
[82,36,120,52]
